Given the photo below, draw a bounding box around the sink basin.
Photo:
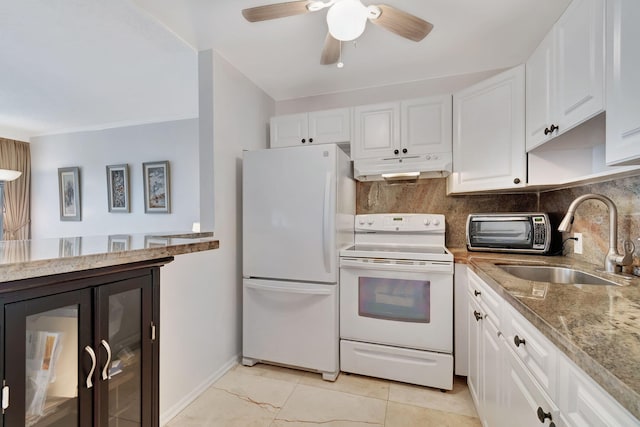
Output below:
[497,265,619,286]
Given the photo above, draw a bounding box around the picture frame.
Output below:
[106,164,130,213]
[108,234,131,252]
[142,161,170,213]
[58,167,81,221]
[58,237,82,257]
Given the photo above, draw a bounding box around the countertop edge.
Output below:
[0,237,219,283]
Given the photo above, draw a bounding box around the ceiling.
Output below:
[1,0,572,138]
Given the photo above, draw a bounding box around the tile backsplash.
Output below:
[356,174,640,270]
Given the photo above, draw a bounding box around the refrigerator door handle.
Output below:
[245,281,333,296]
[322,171,332,274]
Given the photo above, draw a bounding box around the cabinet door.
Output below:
[555,0,605,134]
[503,345,565,427]
[352,102,400,160]
[4,289,93,427]
[482,319,503,427]
[308,108,350,144]
[270,113,308,148]
[401,96,452,156]
[526,30,556,151]
[606,0,640,166]
[449,65,526,193]
[96,276,156,427]
[467,298,482,416]
[557,353,640,427]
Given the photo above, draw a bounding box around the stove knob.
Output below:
[433,219,441,226]
[426,155,432,160]
[358,217,366,225]
[433,154,439,160]
[423,218,431,226]
[367,219,375,226]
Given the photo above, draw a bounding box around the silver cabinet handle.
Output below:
[101,340,112,380]
[84,346,96,389]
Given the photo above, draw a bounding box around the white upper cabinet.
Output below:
[352,102,400,160]
[448,65,526,194]
[352,95,452,161]
[526,0,605,152]
[606,0,640,165]
[270,108,350,148]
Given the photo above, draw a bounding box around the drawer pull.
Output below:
[514,335,526,347]
[474,290,481,297]
[473,310,483,321]
[537,406,552,423]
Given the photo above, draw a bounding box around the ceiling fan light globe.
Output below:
[326,0,367,41]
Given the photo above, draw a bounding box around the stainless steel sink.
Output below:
[497,265,619,286]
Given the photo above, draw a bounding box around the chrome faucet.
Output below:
[558,193,635,273]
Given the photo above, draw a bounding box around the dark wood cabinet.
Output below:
[0,258,169,427]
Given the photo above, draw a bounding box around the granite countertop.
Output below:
[0,232,219,283]
[451,248,640,420]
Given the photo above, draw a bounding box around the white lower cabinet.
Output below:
[557,352,640,427]
[467,269,640,427]
[503,344,566,427]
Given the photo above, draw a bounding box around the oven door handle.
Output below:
[340,258,452,273]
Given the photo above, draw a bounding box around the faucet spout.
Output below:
[558,193,633,273]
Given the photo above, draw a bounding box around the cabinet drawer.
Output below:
[467,269,503,329]
[557,352,640,427]
[503,303,557,399]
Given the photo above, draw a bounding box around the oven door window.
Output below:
[470,220,532,249]
[358,277,430,323]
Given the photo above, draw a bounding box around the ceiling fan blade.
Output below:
[242,1,312,22]
[370,4,434,42]
[320,33,340,65]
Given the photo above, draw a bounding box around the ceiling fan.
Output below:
[242,0,434,65]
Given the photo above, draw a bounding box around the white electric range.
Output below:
[339,213,454,390]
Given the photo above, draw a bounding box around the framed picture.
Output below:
[108,235,131,252]
[142,161,170,213]
[58,167,81,221]
[106,164,130,213]
[59,237,82,257]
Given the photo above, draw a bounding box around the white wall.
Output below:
[159,50,274,424]
[275,68,505,114]
[29,119,199,238]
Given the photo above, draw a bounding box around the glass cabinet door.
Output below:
[97,278,153,427]
[4,289,93,427]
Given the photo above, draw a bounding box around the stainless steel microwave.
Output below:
[466,213,552,254]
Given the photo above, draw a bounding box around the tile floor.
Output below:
[166,363,481,426]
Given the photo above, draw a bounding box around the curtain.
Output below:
[0,138,30,240]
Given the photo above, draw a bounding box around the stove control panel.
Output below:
[355,214,446,233]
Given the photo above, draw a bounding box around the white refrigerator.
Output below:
[242,144,355,381]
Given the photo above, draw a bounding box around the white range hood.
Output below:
[353,152,452,181]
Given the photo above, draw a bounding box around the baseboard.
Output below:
[160,353,240,426]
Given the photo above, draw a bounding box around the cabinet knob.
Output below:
[544,124,559,135]
[513,177,521,184]
[309,138,313,143]
[514,335,526,347]
[301,138,306,143]
[537,407,552,423]
[474,290,481,297]
[473,310,483,322]
[402,148,408,154]
[394,149,399,155]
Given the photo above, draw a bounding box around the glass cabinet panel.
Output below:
[106,288,142,427]
[25,306,79,427]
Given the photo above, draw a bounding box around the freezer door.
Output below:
[243,145,337,283]
[242,279,338,374]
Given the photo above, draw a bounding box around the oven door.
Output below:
[339,257,453,353]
